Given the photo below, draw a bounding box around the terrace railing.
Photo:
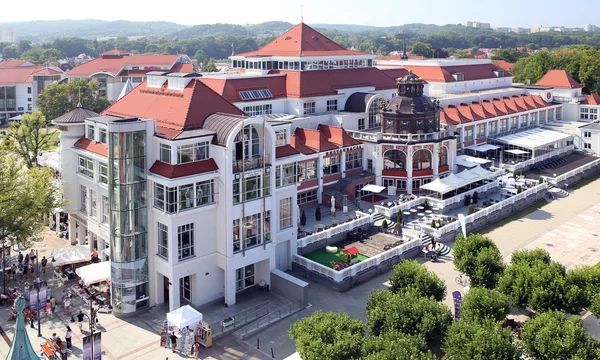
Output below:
[426,180,500,210]
[543,157,600,185]
[373,197,425,219]
[502,145,574,173]
[297,215,372,249]
[293,237,423,283]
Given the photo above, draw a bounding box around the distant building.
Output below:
[584,24,599,32]
[0,28,16,43]
[493,27,511,33]
[464,21,491,29]
[511,27,526,33]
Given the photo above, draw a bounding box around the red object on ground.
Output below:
[342,247,360,256]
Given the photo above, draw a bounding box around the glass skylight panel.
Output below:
[239,89,273,100]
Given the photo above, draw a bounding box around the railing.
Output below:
[545,157,600,185]
[553,96,587,103]
[232,155,271,173]
[426,180,500,210]
[237,302,301,338]
[373,197,425,219]
[297,215,372,248]
[210,300,273,338]
[424,182,548,239]
[294,237,423,283]
[502,145,574,173]
[347,130,454,143]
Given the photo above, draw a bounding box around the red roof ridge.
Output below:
[582,93,600,105]
[74,137,108,157]
[536,69,581,89]
[149,159,219,179]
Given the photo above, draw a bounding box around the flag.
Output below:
[83,335,92,360]
[452,291,463,319]
[93,332,102,360]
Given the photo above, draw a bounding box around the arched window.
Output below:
[412,149,432,170]
[438,146,448,167]
[383,150,406,170]
[234,125,260,160]
[368,99,382,129]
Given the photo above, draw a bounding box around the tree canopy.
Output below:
[521,311,600,360]
[453,233,505,288]
[201,58,219,72]
[4,111,52,169]
[288,311,364,360]
[362,331,436,360]
[36,79,110,120]
[410,42,433,58]
[388,260,446,301]
[443,318,521,360]
[491,48,524,63]
[460,287,511,323]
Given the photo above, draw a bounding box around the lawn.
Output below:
[303,247,369,270]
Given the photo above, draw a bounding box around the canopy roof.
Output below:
[342,247,359,255]
[52,245,91,267]
[494,128,573,150]
[456,155,492,168]
[361,184,386,193]
[421,166,493,194]
[75,261,110,285]
[470,144,500,152]
[167,305,203,329]
[505,149,529,155]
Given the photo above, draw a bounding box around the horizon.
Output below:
[0,0,598,29]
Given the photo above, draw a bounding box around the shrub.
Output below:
[300,210,306,226]
[382,220,388,232]
[472,191,479,204]
[464,194,472,206]
[517,185,522,194]
[389,260,446,301]
[539,176,544,184]
[430,219,436,228]
[468,205,474,215]
[396,212,402,227]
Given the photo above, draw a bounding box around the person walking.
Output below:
[170,332,178,353]
[17,252,23,265]
[65,326,72,349]
[50,296,56,313]
[41,256,47,274]
[45,299,53,319]
[77,311,85,333]
[29,249,36,262]
[63,296,71,318]
[193,341,201,360]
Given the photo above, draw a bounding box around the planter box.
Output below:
[221,319,235,328]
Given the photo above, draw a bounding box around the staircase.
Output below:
[546,183,569,199]
[323,171,376,215]
[421,234,452,257]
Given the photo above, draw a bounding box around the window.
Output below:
[477,123,486,138]
[280,198,292,229]
[530,112,537,124]
[540,111,547,123]
[177,142,208,163]
[154,183,165,210]
[87,125,95,140]
[368,159,373,170]
[520,115,528,127]
[179,184,194,211]
[297,190,317,205]
[78,155,94,178]
[327,99,338,112]
[99,128,107,144]
[548,109,555,121]
[236,264,255,291]
[368,101,381,129]
[592,108,599,120]
[412,180,421,190]
[27,87,31,94]
[489,121,498,135]
[166,187,176,213]
[438,146,448,167]
[243,104,273,116]
[584,143,592,149]
[358,118,365,131]
[323,155,340,175]
[80,185,87,214]
[383,179,394,187]
[99,163,108,184]
[463,127,474,141]
[27,98,32,102]
[90,189,97,218]
[157,223,168,260]
[397,180,407,190]
[452,73,465,81]
[345,150,362,170]
[233,173,269,204]
[412,150,432,170]
[232,212,270,252]
[556,107,562,120]
[581,108,598,120]
[131,77,143,83]
[276,129,286,146]
[510,116,518,129]
[101,196,109,223]
[195,179,215,206]
[500,118,509,132]
[584,131,592,138]
[178,223,194,261]
[157,180,215,212]
[159,144,171,163]
[303,102,315,115]
[276,163,297,187]
[121,77,130,83]
[239,89,273,100]
[298,160,317,182]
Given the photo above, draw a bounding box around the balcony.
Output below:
[347,129,455,144]
[232,155,271,173]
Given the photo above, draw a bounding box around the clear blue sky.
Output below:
[0,0,597,28]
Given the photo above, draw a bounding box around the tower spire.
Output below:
[301,5,304,23]
[6,297,39,360]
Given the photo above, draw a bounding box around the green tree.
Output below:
[362,331,436,360]
[366,289,452,341]
[410,42,433,58]
[443,318,522,360]
[511,51,555,84]
[491,48,523,63]
[511,248,552,266]
[2,44,19,59]
[388,260,446,301]
[565,265,600,313]
[289,311,364,360]
[453,49,473,58]
[521,311,600,360]
[201,58,218,72]
[36,78,110,120]
[460,287,510,323]
[453,233,505,288]
[4,111,52,168]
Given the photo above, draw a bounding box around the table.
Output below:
[417,206,425,211]
[387,202,393,207]
[418,213,425,217]
[425,210,433,216]
[315,224,325,232]
[409,209,417,216]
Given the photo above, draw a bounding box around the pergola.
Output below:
[421,166,495,199]
[490,128,574,161]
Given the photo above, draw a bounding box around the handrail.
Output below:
[502,145,574,173]
[545,157,600,185]
[297,215,372,248]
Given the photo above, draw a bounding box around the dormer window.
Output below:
[99,128,107,144]
[452,73,465,81]
[87,125,95,140]
[177,142,209,164]
[494,70,505,77]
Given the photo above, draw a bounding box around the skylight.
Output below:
[239,89,273,100]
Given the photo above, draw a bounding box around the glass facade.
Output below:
[0,86,16,112]
[109,130,149,316]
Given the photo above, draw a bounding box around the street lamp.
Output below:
[79,300,97,359]
[30,278,42,337]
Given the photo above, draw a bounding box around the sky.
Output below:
[0,0,598,28]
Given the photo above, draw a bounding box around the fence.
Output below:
[426,179,501,210]
[373,197,424,219]
[297,215,372,248]
[502,145,574,173]
[293,237,422,283]
[544,157,600,185]
[236,302,301,339]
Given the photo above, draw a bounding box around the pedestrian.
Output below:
[170,332,177,353]
[24,254,29,267]
[17,252,23,264]
[46,299,53,319]
[10,264,17,281]
[41,256,47,274]
[51,333,58,342]
[193,341,201,360]
[29,249,36,262]
[50,296,56,313]
[65,326,72,349]
[29,264,35,279]
[77,311,85,333]
[63,297,71,317]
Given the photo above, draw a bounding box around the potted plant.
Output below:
[472,191,479,204]
[396,212,403,227]
[382,219,388,232]
[468,204,474,215]
[517,185,523,194]
[423,198,429,209]
[315,206,321,221]
[464,194,472,206]
[520,169,524,177]
[221,316,235,328]
[430,219,436,228]
[539,177,543,184]
[300,210,306,226]
[513,172,518,179]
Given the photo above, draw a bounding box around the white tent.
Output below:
[52,245,91,267]
[456,169,480,182]
[442,173,464,189]
[75,261,110,285]
[470,165,491,178]
[167,305,203,329]
[470,144,500,152]
[361,184,386,194]
[505,149,529,155]
[456,155,492,168]
[421,178,454,194]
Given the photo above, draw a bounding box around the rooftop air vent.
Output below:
[285,36,292,40]
[312,36,318,40]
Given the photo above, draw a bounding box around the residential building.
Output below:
[0,60,65,121]
[0,28,16,43]
[464,21,491,29]
[584,24,599,32]
[511,27,526,33]
[66,49,194,101]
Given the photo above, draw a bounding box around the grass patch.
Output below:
[303,247,369,269]
[481,199,547,234]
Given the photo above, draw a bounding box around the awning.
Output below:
[456,155,492,168]
[470,144,500,152]
[421,178,454,193]
[52,245,91,267]
[167,305,203,329]
[494,128,573,150]
[75,261,110,285]
[505,149,529,155]
[362,184,386,194]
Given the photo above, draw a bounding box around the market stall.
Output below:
[164,305,209,352]
[52,245,91,267]
[75,261,110,286]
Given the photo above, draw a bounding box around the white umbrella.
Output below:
[167,305,203,329]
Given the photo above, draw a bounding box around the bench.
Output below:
[53,270,68,282]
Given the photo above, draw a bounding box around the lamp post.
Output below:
[30,278,42,337]
[1,219,5,295]
[80,300,97,359]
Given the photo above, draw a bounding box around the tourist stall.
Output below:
[165,305,208,352]
[52,245,92,282]
[75,261,110,286]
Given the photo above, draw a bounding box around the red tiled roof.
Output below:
[0,66,64,85]
[74,137,108,157]
[290,134,316,155]
[582,93,600,105]
[101,78,245,136]
[492,60,515,72]
[149,159,218,179]
[100,49,130,56]
[439,95,552,125]
[536,70,581,89]
[236,23,368,57]
[170,63,194,73]
[67,54,188,77]
[375,55,427,60]
[294,128,338,152]
[201,75,287,102]
[276,145,300,159]
[403,63,511,83]
[318,124,362,147]
[271,67,397,98]
[0,60,34,68]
